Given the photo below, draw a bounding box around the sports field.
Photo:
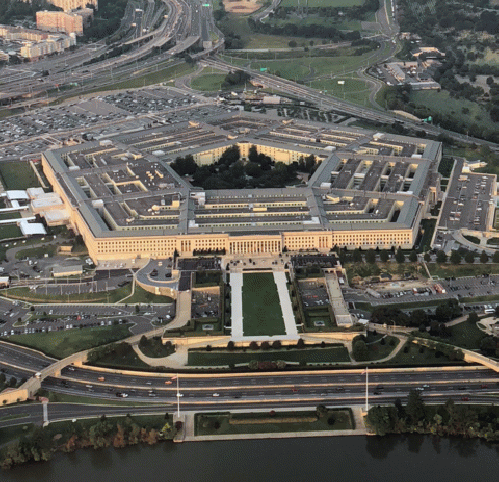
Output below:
[280,0,363,7]
[242,273,286,336]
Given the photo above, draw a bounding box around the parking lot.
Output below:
[298,279,330,308]
[191,290,220,319]
[438,159,495,233]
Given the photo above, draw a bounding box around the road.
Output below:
[1,365,498,429]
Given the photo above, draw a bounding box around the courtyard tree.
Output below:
[480,250,489,263]
[450,250,462,265]
[436,250,447,263]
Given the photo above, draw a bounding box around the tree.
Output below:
[408,250,417,263]
[352,248,363,263]
[365,249,376,264]
[450,250,462,265]
[406,389,426,423]
[467,311,479,323]
[436,250,447,263]
[409,309,428,327]
[464,251,475,264]
[424,252,431,262]
[352,339,369,361]
[480,250,489,264]
[493,251,499,263]
[380,250,389,263]
[395,247,405,264]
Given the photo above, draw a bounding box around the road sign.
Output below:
[337,80,345,85]
[260,67,267,72]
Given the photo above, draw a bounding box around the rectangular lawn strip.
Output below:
[5,324,133,359]
[41,390,158,407]
[2,283,133,304]
[195,408,354,436]
[0,224,22,240]
[242,273,286,336]
[187,346,350,366]
[427,263,499,278]
[0,161,41,190]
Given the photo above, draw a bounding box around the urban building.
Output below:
[36,9,93,36]
[41,113,442,263]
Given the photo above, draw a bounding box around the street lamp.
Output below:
[176,375,181,417]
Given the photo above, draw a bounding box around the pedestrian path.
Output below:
[230,272,243,338]
[273,271,298,337]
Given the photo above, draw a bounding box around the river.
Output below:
[2,435,499,482]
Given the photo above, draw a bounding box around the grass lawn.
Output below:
[0,212,20,221]
[190,73,227,92]
[409,90,496,134]
[246,51,378,81]
[41,390,156,407]
[187,346,350,366]
[242,273,285,336]
[464,235,481,244]
[123,285,173,304]
[382,341,463,366]
[2,283,133,304]
[0,161,41,190]
[365,335,400,361]
[195,408,354,436]
[440,320,487,350]
[5,324,132,359]
[86,62,196,93]
[0,224,22,240]
[310,76,372,106]
[0,424,34,447]
[91,348,151,370]
[15,244,57,260]
[427,263,499,279]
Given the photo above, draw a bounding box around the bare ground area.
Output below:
[224,0,262,14]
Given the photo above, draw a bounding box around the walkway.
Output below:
[230,272,243,338]
[273,271,298,337]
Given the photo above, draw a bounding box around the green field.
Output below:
[0,212,20,221]
[86,62,196,94]
[244,51,378,81]
[242,273,286,336]
[0,224,22,240]
[0,161,41,191]
[187,346,351,366]
[310,76,372,106]
[5,324,133,359]
[364,335,400,361]
[195,408,354,436]
[190,73,227,91]
[409,90,496,134]
[427,263,499,279]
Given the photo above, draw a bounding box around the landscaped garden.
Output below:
[195,408,354,436]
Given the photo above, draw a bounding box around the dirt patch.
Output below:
[223,0,262,14]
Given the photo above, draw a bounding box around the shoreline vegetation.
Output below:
[0,414,179,470]
[367,389,499,441]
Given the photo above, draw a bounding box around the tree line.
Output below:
[367,389,499,440]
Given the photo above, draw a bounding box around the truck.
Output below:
[434,284,446,294]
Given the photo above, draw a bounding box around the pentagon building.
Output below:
[41,112,442,262]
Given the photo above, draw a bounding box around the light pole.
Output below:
[364,367,369,412]
[176,375,181,417]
